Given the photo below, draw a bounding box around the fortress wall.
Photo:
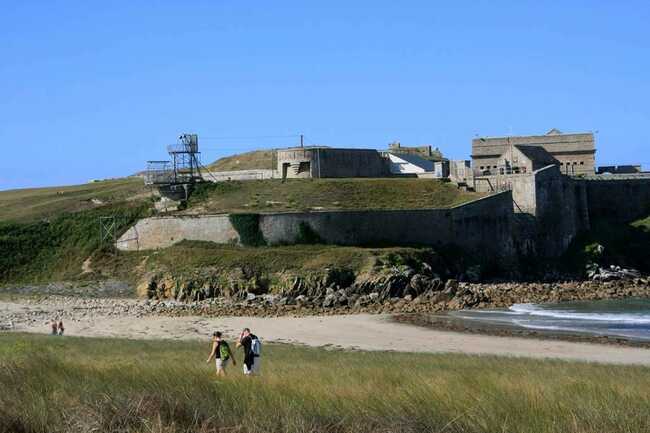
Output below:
[203,169,276,182]
[116,215,238,251]
[448,191,514,258]
[259,209,454,246]
[117,193,515,260]
[586,179,650,222]
[533,166,589,255]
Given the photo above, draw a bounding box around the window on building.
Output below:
[580,161,584,165]
[298,161,311,173]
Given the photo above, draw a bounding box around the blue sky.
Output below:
[1,1,649,190]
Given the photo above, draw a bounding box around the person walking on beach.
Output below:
[50,319,58,335]
[57,320,65,336]
[206,331,235,377]
[236,328,261,376]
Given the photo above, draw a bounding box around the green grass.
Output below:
[207,149,277,171]
[187,178,484,214]
[0,202,149,284]
[106,241,429,274]
[631,215,650,231]
[0,178,149,223]
[1,333,649,433]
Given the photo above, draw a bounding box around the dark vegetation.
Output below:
[296,221,323,244]
[228,213,267,246]
[562,215,650,274]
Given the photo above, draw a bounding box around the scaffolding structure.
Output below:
[99,216,117,249]
[145,134,203,186]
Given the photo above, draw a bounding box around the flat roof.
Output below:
[278,146,378,152]
[472,131,593,141]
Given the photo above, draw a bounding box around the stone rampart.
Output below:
[117,214,238,251]
[260,192,513,257]
[586,178,650,222]
[117,193,515,260]
[203,169,276,182]
[472,166,589,257]
[533,166,589,255]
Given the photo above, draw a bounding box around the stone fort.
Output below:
[127,129,650,265]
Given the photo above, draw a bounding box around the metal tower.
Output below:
[144,133,204,200]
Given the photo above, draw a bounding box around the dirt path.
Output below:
[2,299,650,365]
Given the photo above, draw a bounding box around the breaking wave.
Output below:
[509,303,650,324]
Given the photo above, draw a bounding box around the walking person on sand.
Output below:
[50,319,58,335]
[206,331,236,377]
[236,328,262,376]
[57,320,65,336]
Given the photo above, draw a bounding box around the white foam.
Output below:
[509,303,650,324]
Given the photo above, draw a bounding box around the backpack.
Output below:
[219,342,231,361]
[250,336,262,357]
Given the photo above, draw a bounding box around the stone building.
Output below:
[472,129,596,176]
[276,147,388,179]
[494,145,559,175]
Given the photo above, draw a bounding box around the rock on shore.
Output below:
[139,275,650,318]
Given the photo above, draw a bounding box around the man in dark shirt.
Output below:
[236,327,260,375]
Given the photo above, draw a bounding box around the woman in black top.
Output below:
[206,331,235,376]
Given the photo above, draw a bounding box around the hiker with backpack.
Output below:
[236,328,261,376]
[206,331,236,377]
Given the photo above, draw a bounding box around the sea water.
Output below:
[450,298,650,341]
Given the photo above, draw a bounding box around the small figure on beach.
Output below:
[57,320,65,336]
[206,331,236,376]
[236,328,261,376]
[50,319,58,335]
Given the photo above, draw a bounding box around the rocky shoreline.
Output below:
[3,278,650,350]
[4,278,650,323]
[141,278,650,318]
[3,269,650,339]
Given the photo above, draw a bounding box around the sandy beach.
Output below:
[2,297,650,366]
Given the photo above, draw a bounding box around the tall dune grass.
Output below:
[1,333,649,433]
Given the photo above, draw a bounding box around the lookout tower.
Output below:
[145,133,204,200]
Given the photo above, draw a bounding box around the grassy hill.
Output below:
[0,178,151,284]
[2,333,650,433]
[2,168,648,286]
[206,149,276,171]
[187,178,484,214]
[0,178,149,223]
